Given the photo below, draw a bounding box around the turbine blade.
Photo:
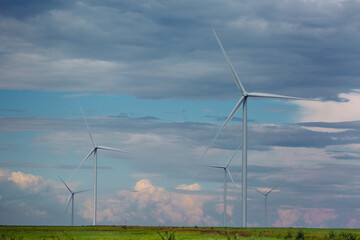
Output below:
[80,106,96,147]
[65,196,72,213]
[74,189,92,194]
[267,181,282,195]
[225,143,242,168]
[58,176,73,194]
[208,165,225,169]
[67,148,95,182]
[204,96,244,155]
[213,29,246,94]
[248,92,317,101]
[254,189,266,196]
[97,146,132,154]
[226,169,237,190]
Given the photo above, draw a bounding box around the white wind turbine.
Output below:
[205,29,318,227]
[59,176,90,226]
[254,182,281,227]
[70,106,131,226]
[209,143,241,227]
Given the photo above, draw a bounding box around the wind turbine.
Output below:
[71,106,131,226]
[59,176,90,226]
[202,194,205,227]
[205,29,318,227]
[209,143,241,227]
[254,182,281,227]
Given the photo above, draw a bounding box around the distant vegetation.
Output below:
[1,226,360,239]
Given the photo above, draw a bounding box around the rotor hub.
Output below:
[243,92,248,97]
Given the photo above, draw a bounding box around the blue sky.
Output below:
[1,0,360,228]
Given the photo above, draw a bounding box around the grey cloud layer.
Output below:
[1,114,359,172]
[0,115,352,149]
[1,0,360,100]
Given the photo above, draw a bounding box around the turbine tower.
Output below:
[205,29,317,227]
[209,144,241,227]
[254,182,281,227]
[59,176,90,226]
[71,106,130,226]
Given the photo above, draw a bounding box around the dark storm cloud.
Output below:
[0,0,72,19]
[1,0,359,100]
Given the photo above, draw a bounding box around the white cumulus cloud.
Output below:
[80,179,217,226]
[8,171,48,193]
[297,90,360,123]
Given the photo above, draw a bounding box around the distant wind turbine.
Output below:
[59,176,90,226]
[205,29,318,227]
[209,143,241,227]
[255,182,281,227]
[202,194,205,227]
[70,106,131,226]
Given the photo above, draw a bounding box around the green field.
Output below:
[1,226,360,240]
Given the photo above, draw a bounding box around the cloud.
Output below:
[8,171,48,193]
[256,187,280,193]
[176,183,202,191]
[0,161,111,170]
[0,108,24,113]
[61,93,90,98]
[298,91,360,123]
[1,0,360,227]
[274,207,302,227]
[215,202,234,217]
[303,208,338,227]
[1,0,360,100]
[203,115,247,123]
[0,169,11,180]
[274,207,338,227]
[79,179,217,226]
[0,168,78,225]
[2,112,359,185]
[262,107,296,112]
[301,127,351,133]
[347,218,360,229]
[131,173,161,179]
[20,202,48,217]
[0,113,344,153]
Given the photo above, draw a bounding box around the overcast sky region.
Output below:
[1,0,360,228]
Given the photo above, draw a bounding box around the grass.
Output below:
[1,226,360,239]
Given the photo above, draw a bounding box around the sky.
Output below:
[1,0,360,228]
